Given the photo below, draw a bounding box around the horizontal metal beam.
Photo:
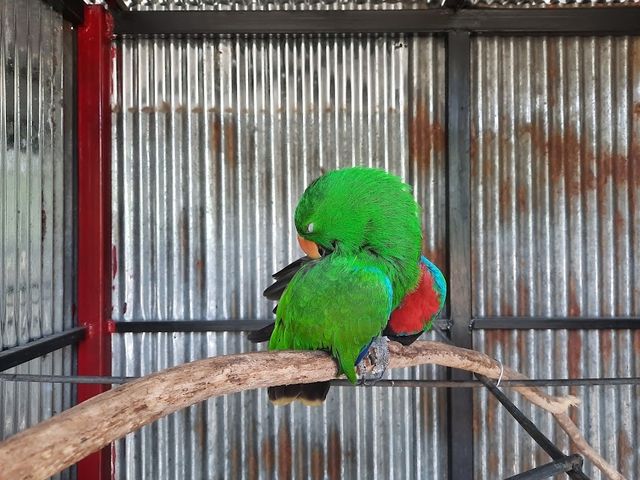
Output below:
[472,317,640,330]
[113,8,640,36]
[114,318,639,333]
[112,320,272,333]
[41,0,84,25]
[111,318,451,333]
[0,327,86,372]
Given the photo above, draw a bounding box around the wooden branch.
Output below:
[0,341,625,480]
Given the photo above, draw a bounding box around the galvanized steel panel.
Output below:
[471,36,640,478]
[111,33,448,478]
[0,0,76,478]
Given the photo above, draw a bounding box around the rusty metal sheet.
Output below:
[471,35,640,479]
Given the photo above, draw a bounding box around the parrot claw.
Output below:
[356,336,390,385]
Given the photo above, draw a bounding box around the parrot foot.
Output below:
[356,336,390,385]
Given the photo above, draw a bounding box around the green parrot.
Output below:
[264,167,424,405]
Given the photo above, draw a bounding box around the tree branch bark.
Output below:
[0,341,625,480]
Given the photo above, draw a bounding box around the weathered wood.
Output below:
[0,341,625,480]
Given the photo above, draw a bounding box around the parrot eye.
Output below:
[306,223,314,233]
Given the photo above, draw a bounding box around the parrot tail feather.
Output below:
[268,382,331,406]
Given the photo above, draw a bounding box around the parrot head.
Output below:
[293,167,423,307]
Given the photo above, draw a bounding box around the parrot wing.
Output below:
[253,255,447,347]
[247,256,313,343]
[269,257,393,385]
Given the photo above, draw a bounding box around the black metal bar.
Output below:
[41,0,84,25]
[473,317,640,330]
[0,327,86,372]
[111,318,451,333]
[505,455,585,480]
[112,320,272,333]
[477,374,590,480]
[446,30,474,480]
[113,8,640,36]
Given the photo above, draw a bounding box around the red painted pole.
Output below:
[77,5,113,479]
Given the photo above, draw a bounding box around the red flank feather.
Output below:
[386,263,441,335]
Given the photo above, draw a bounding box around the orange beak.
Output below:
[297,235,321,259]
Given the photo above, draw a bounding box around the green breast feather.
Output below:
[268,255,393,384]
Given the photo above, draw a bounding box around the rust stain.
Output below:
[632,143,640,189]
[230,444,239,480]
[499,177,512,216]
[176,105,187,113]
[210,115,221,153]
[485,330,497,353]
[518,122,546,156]
[247,447,258,480]
[277,422,292,480]
[192,106,204,114]
[599,330,612,366]
[487,450,499,477]
[195,259,204,272]
[517,276,530,316]
[157,101,171,114]
[517,329,527,359]
[618,431,633,469]
[568,276,581,317]
[470,124,479,178]
[516,185,528,214]
[409,102,445,179]
[500,300,514,317]
[567,330,582,378]
[486,388,497,430]
[247,415,258,480]
[140,105,154,114]
[224,121,237,171]
[481,131,497,180]
[261,436,274,474]
[611,154,630,190]
[633,103,640,117]
[194,412,206,449]
[311,447,324,480]
[327,428,342,480]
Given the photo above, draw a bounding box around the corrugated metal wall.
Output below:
[0,1,76,479]
[471,36,640,479]
[111,33,449,478]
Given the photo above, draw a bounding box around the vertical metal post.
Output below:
[76,5,113,479]
[446,30,474,480]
